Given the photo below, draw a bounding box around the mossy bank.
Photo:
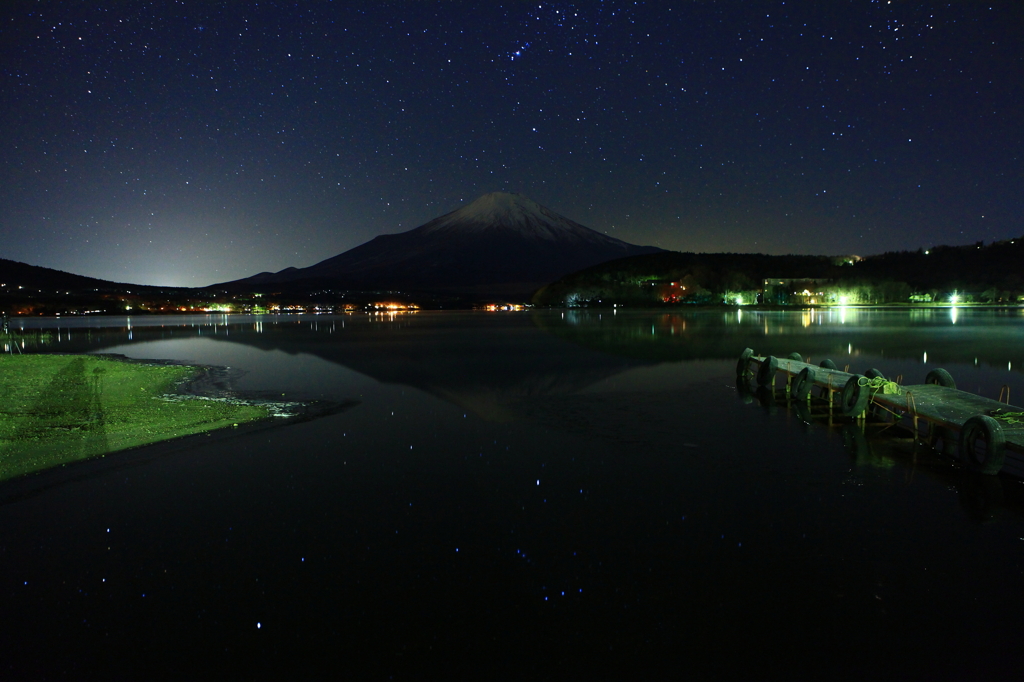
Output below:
[0,354,272,482]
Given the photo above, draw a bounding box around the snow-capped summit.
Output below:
[223,192,662,297]
[420,192,618,243]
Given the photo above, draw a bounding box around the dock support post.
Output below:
[906,391,918,442]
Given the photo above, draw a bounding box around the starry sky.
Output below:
[2,1,1021,287]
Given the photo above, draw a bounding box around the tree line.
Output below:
[533,237,1024,306]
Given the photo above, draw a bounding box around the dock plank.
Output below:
[746,354,1024,464]
[876,384,1013,421]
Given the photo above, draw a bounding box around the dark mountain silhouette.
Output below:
[0,259,141,292]
[0,258,206,316]
[216,192,663,297]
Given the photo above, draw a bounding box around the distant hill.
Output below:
[533,251,840,305]
[847,240,1024,292]
[0,259,140,292]
[533,237,1024,306]
[214,192,663,298]
[0,258,205,316]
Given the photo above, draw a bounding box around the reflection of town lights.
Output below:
[371,302,419,313]
[482,303,526,312]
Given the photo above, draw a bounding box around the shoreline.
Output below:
[0,354,357,501]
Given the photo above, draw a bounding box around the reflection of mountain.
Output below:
[61,314,655,421]
[232,315,656,420]
[30,309,1024,419]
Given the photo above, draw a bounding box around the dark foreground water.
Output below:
[3,308,1024,680]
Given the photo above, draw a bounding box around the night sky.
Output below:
[2,1,1021,287]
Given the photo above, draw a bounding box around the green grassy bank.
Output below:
[0,354,270,482]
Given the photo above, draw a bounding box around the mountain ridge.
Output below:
[217,192,663,297]
[0,258,166,291]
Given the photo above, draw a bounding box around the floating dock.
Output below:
[737,349,1024,478]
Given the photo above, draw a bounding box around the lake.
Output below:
[3,308,1024,680]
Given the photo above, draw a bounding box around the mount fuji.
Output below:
[218,192,662,297]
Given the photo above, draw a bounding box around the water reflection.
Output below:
[534,308,1024,376]
[10,310,1023,461]
[5,309,1024,679]
[742,378,1024,525]
[21,313,653,422]
[9,308,1024,387]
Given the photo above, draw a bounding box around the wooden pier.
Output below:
[736,349,1024,478]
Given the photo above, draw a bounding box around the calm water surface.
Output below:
[3,309,1024,680]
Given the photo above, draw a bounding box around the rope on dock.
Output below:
[991,409,1024,426]
[853,377,906,422]
[859,376,903,397]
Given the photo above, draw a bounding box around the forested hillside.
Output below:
[533,238,1024,306]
